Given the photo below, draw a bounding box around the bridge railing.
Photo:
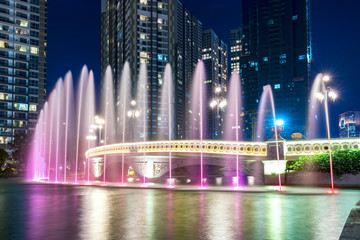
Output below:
[85,140,268,158]
[284,138,360,158]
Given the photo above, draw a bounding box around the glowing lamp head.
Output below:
[131,100,136,106]
[275,119,284,126]
[328,90,337,101]
[323,75,330,82]
[134,110,140,118]
[219,100,227,108]
[316,92,325,102]
[127,110,133,117]
[210,100,217,108]
[95,117,105,125]
[215,86,221,93]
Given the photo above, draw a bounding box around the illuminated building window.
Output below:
[20,20,28,27]
[16,45,28,52]
[263,57,268,62]
[292,15,298,20]
[0,41,5,48]
[298,55,306,60]
[30,47,38,54]
[157,54,163,60]
[139,34,148,39]
[157,18,163,24]
[139,15,149,21]
[139,51,150,58]
[29,104,37,112]
[158,2,163,8]
[274,84,281,89]
[140,58,149,64]
[14,103,28,111]
[139,0,148,5]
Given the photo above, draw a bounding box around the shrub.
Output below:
[286,149,360,177]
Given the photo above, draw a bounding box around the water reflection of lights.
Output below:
[80,188,109,240]
[205,193,235,239]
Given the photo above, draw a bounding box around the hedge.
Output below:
[286,149,360,177]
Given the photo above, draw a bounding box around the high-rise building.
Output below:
[230,28,243,74]
[339,111,360,138]
[202,29,228,139]
[0,0,47,148]
[237,0,311,140]
[101,0,202,140]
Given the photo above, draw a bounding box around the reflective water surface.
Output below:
[0,180,358,240]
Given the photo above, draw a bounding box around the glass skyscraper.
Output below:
[0,0,47,148]
[234,0,311,140]
[202,29,228,140]
[101,0,202,140]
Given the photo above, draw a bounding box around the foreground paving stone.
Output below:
[340,200,360,239]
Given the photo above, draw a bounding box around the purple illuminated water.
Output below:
[29,63,294,189]
[137,63,148,186]
[85,71,96,183]
[225,71,243,188]
[75,67,88,183]
[102,66,116,184]
[257,85,282,190]
[190,61,207,188]
[118,62,131,185]
[159,64,174,187]
[63,72,74,183]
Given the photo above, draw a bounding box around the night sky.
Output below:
[47,0,360,137]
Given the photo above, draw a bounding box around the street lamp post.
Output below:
[127,100,140,142]
[209,86,227,139]
[316,74,337,194]
[91,116,104,145]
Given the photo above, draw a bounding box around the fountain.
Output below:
[307,73,323,139]
[63,72,74,183]
[118,62,131,186]
[190,61,207,188]
[28,61,343,193]
[159,64,174,188]
[136,63,148,186]
[101,66,116,185]
[225,71,243,189]
[256,84,283,191]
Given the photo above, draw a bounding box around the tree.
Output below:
[0,148,8,167]
[9,133,32,170]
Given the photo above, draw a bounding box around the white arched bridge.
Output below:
[85,138,360,180]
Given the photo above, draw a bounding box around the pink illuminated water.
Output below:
[75,67,89,184]
[257,85,282,191]
[63,72,73,183]
[102,66,116,184]
[191,61,206,187]
[225,71,243,188]
[86,71,96,183]
[118,62,131,185]
[160,64,174,187]
[47,90,56,181]
[55,80,63,183]
[137,63,148,185]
